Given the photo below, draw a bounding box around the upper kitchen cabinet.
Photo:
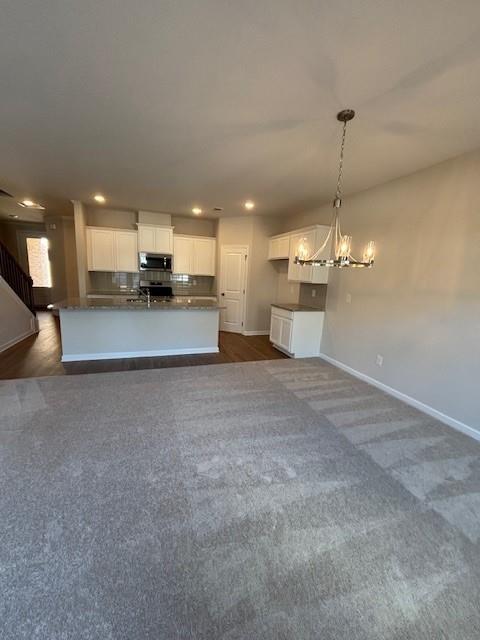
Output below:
[87,227,138,272]
[287,225,331,284]
[137,224,173,254]
[268,233,290,260]
[173,235,216,276]
[173,236,194,274]
[114,230,138,272]
[87,228,115,272]
[193,237,216,276]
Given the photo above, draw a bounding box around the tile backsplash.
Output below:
[89,271,215,296]
[299,283,327,310]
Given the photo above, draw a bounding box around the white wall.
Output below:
[285,150,480,430]
[0,277,37,353]
[171,215,216,237]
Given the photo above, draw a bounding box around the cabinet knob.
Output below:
[221,292,225,296]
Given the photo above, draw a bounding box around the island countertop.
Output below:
[52,296,224,311]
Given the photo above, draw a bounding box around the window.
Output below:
[26,237,52,288]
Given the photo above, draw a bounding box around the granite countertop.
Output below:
[272,303,324,312]
[52,297,223,311]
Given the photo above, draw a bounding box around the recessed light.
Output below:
[94,194,106,203]
[192,207,202,215]
[18,199,45,210]
[8,214,19,219]
[244,200,255,210]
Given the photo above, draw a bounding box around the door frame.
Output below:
[219,244,249,333]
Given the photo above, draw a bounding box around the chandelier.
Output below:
[295,109,375,268]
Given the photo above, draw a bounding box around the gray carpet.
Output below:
[1,358,480,639]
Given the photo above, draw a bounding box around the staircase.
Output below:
[0,239,36,315]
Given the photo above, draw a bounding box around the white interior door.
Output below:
[219,245,248,333]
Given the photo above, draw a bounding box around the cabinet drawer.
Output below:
[271,305,294,320]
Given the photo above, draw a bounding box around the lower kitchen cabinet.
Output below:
[270,305,324,357]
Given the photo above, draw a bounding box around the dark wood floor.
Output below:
[0,311,287,380]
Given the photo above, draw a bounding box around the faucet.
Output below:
[137,288,151,305]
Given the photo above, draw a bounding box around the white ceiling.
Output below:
[1,0,480,221]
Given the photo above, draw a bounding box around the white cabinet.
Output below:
[173,235,216,276]
[270,313,293,352]
[137,224,173,254]
[138,226,156,253]
[270,305,324,357]
[268,234,290,260]
[173,236,194,274]
[287,225,331,284]
[114,230,138,272]
[87,227,138,272]
[193,237,216,275]
[87,228,115,272]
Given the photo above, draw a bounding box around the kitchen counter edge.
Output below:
[52,297,224,311]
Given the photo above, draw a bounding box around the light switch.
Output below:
[311,289,316,297]
[346,293,352,304]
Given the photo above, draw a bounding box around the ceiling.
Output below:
[1,0,480,221]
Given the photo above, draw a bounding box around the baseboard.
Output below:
[242,330,270,336]
[0,325,38,354]
[318,352,480,442]
[61,346,220,362]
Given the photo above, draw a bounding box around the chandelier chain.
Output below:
[335,119,348,201]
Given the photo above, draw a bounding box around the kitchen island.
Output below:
[52,297,223,362]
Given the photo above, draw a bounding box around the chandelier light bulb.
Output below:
[363,240,376,264]
[297,238,309,261]
[337,235,352,259]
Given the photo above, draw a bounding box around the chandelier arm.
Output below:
[307,225,333,261]
[306,207,337,260]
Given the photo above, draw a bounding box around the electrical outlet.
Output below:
[346,293,352,304]
[376,354,384,367]
[311,289,316,298]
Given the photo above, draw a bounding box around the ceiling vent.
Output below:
[213,207,223,212]
[0,189,13,198]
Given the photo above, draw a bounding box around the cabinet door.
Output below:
[277,235,290,259]
[138,226,156,252]
[270,313,282,345]
[193,238,215,275]
[87,228,115,271]
[173,236,194,274]
[155,227,173,254]
[268,236,289,260]
[114,231,138,272]
[268,238,280,260]
[279,318,293,351]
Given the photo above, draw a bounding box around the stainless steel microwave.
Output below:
[138,252,173,272]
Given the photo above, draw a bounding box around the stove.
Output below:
[139,280,174,299]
